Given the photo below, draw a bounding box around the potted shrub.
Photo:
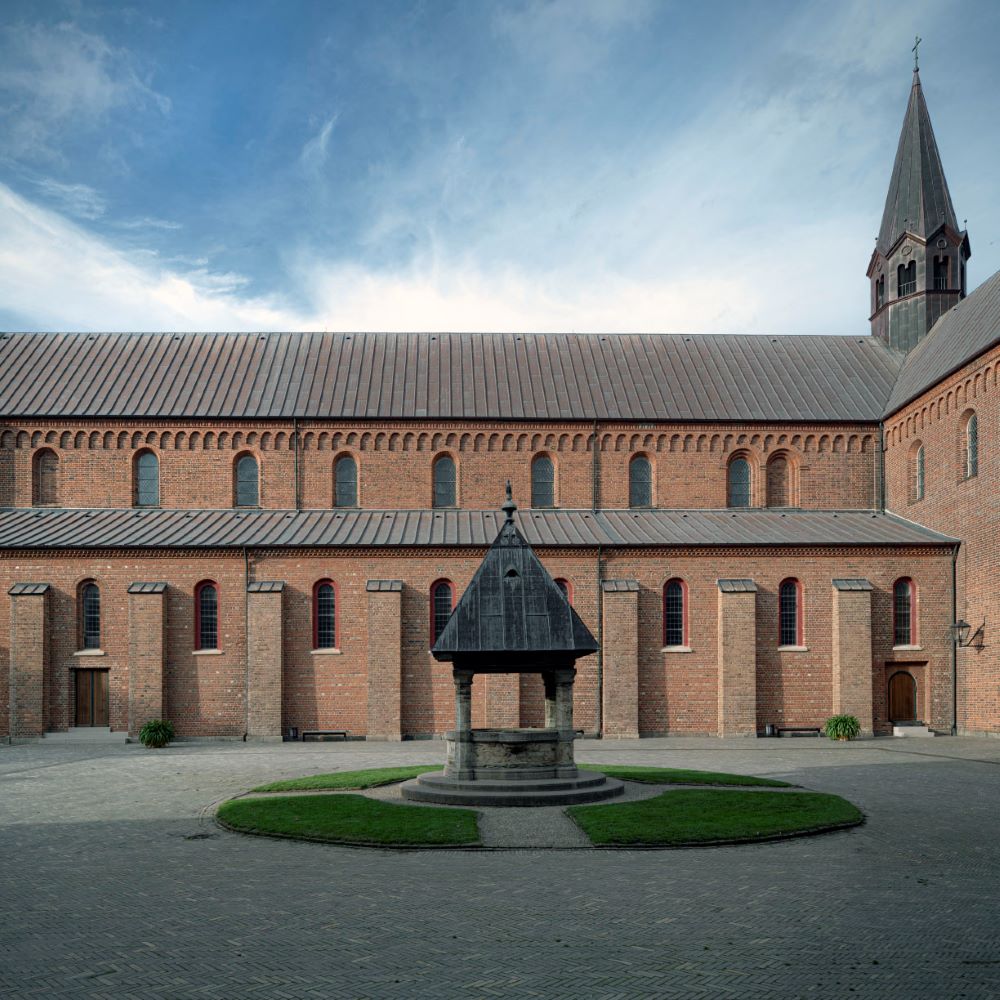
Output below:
[138,719,175,748]
[824,715,861,741]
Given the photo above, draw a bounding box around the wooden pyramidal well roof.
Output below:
[432,486,598,663]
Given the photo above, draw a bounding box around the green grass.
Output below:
[218,793,479,846]
[567,789,862,846]
[578,764,791,787]
[251,765,443,793]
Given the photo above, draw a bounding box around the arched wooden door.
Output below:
[888,671,916,723]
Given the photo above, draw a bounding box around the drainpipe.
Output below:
[243,545,250,741]
[293,417,300,510]
[951,542,960,736]
[877,423,886,511]
[595,542,603,738]
[591,419,600,511]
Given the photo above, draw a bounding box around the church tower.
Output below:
[868,66,970,352]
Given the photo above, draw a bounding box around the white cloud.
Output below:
[300,114,340,172]
[0,21,170,163]
[115,216,183,230]
[33,178,106,219]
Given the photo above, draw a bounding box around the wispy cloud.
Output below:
[32,178,106,219]
[0,21,170,163]
[300,114,340,172]
[114,216,182,231]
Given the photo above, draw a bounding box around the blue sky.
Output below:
[0,0,998,334]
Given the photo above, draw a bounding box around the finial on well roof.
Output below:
[502,480,517,523]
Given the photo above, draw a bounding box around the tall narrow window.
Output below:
[933,256,949,290]
[313,580,336,650]
[912,444,925,501]
[235,454,259,506]
[663,579,687,647]
[965,413,979,478]
[898,261,916,296]
[334,455,358,507]
[554,578,572,604]
[433,455,456,508]
[766,455,790,507]
[32,448,58,506]
[728,457,751,508]
[134,451,159,507]
[876,274,885,309]
[431,580,454,645]
[195,581,219,650]
[893,578,915,646]
[531,454,555,508]
[629,455,652,508]
[80,581,101,650]
[779,579,802,646]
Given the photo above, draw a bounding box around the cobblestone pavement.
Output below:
[3,736,1000,999]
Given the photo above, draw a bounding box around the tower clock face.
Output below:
[937,238,948,248]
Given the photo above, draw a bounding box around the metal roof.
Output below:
[602,580,640,592]
[878,71,960,255]
[832,578,873,591]
[886,267,1000,414]
[366,580,403,592]
[432,494,598,661]
[0,331,901,423]
[717,579,757,593]
[247,581,284,592]
[8,582,49,595]
[0,507,956,550]
[127,582,167,594]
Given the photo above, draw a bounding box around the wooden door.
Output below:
[888,671,916,723]
[75,670,109,727]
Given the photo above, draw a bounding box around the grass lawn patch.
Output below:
[568,789,862,846]
[252,765,442,793]
[578,764,791,787]
[218,793,479,847]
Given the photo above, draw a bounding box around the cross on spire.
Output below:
[912,35,922,72]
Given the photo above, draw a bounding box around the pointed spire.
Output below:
[878,69,959,254]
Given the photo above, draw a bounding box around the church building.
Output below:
[2,68,998,743]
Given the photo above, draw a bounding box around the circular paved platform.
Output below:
[3,736,1000,998]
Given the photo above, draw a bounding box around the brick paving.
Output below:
[2,736,1000,998]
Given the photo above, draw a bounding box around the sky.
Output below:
[0,0,998,335]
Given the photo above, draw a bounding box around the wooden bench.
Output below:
[777,726,821,738]
[301,730,348,742]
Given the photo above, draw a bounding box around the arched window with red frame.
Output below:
[79,580,101,650]
[554,578,572,605]
[430,579,455,645]
[778,578,802,646]
[893,577,917,646]
[313,580,337,650]
[195,581,219,650]
[663,578,688,647]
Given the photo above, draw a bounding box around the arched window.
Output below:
[897,260,916,296]
[728,457,751,508]
[778,578,802,647]
[430,579,454,645]
[32,448,58,506]
[964,413,979,478]
[554,578,572,604]
[79,581,101,650]
[933,255,949,290]
[663,579,688,647]
[334,455,358,507]
[766,455,790,507]
[629,455,652,508]
[134,450,159,507]
[432,455,456,508]
[195,581,219,651]
[313,580,337,649]
[875,274,885,309]
[235,454,259,507]
[912,444,925,501]
[893,578,916,646]
[531,454,555,508]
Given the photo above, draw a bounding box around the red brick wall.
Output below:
[0,421,879,511]
[885,342,1000,734]
[1,544,953,739]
